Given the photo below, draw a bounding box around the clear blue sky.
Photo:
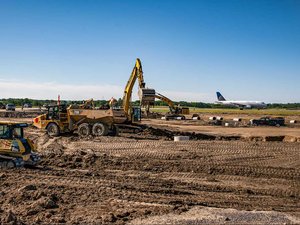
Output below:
[0,0,299,102]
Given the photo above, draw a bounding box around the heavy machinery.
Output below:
[33,100,121,137]
[122,58,155,121]
[155,92,190,120]
[0,121,40,168]
[32,58,153,136]
[122,58,190,121]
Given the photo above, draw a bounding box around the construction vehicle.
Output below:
[33,100,122,137]
[122,58,191,121]
[250,117,285,127]
[0,121,40,168]
[155,92,190,120]
[32,58,153,136]
[122,58,155,122]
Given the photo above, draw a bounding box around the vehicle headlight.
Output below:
[11,142,20,152]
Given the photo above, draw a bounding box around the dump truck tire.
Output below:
[78,123,91,137]
[110,125,119,136]
[47,123,60,137]
[6,160,15,168]
[92,123,108,136]
[0,161,6,168]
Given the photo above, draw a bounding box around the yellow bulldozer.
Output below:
[0,121,40,168]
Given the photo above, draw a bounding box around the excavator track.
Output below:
[0,155,24,168]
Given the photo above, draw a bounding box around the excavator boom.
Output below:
[155,93,175,110]
[122,58,155,121]
[123,58,144,116]
[155,92,190,117]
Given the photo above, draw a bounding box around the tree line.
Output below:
[1,98,299,109]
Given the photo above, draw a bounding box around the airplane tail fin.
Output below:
[216,92,226,101]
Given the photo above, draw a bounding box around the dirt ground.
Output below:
[0,122,300,224]
[142,118,300,139]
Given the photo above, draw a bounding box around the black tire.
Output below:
[78,123,91,137]
[110,125,119,136]
[92,123,108,136]
[47,123,60,137]
[181,116,186,120]
[6,160,15,168]
[0,161,7,168]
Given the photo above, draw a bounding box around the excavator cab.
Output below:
[46,104,67,120]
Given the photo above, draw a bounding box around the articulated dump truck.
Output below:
[0,121,40,168]
[33,101,127,138]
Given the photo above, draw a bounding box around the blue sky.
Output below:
[0,0,299,102]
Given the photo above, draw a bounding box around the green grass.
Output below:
[150,106,300,116]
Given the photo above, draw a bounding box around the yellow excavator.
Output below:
[122,58,189,121]
[122,58,155,122]
[0,121,40,168]
[155,92,190,120]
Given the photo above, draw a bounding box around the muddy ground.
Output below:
[0,124,300,224]
[142,118,300,140]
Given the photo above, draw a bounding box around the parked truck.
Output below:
[250,117,285,127]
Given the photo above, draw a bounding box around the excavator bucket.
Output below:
[139,88,156,106]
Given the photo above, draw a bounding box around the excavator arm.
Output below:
[155,92,190,116]
[79,99,94,109]
[123,58,144,116]
[155,92,175,112]
[122,58,155,120]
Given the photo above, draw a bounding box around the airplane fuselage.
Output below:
[215,100,267,109]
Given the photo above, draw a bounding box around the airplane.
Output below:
[215,91,267,109]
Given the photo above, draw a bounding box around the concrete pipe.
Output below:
[174,136,190,142]
[233,118,242,122]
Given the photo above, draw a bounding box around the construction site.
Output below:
[0,57,299,225]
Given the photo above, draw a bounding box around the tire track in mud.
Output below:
[2,137,300,224]
[44,139,300,187]
[5,164,299,206]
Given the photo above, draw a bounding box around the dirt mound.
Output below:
[129,125,217,140]
[0,209,22,225]
[0,139,299,224]
[1,122,299,224]
[0,180,62,224]
[135,125,297,142]
[40,149,99,169]
[130,206,300,225]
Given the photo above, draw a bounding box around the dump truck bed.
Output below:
[68,108,115,125]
